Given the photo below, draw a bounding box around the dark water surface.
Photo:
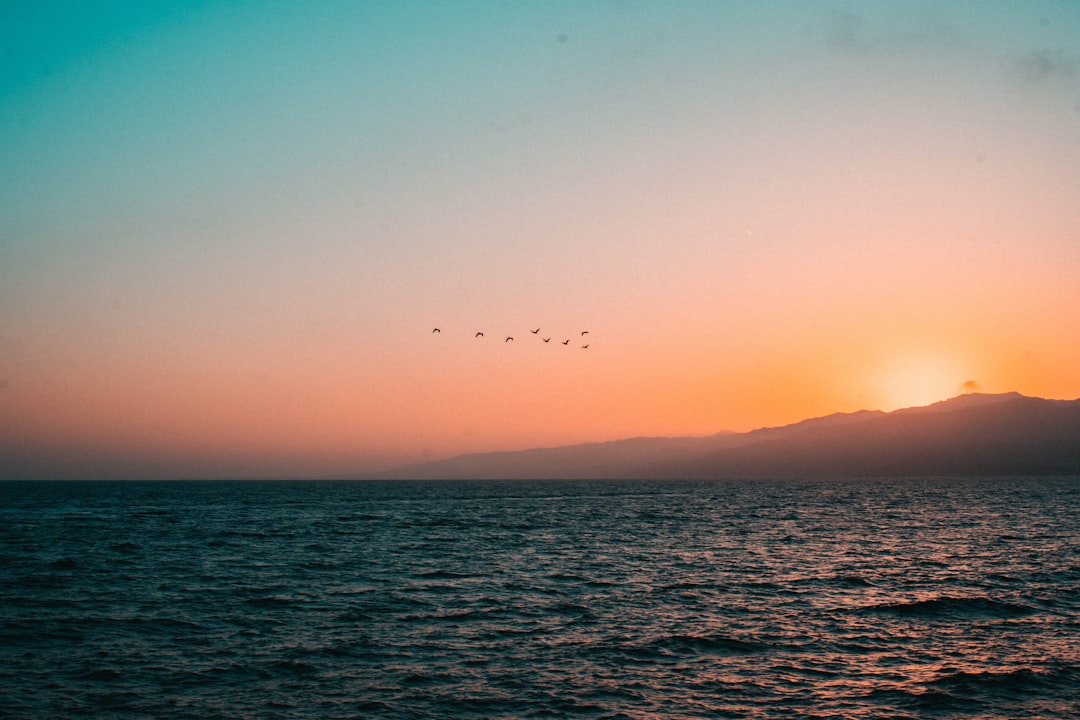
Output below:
[2,477,1078,719]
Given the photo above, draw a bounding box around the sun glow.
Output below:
[877,353,965,411]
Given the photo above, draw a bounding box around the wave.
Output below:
[865,686,973,713]
[863,595,1036,619]
[593,632,771,660]
[5,477,1079,720]
[831,573,874,587]
[244,594,306,607]
[930,667,1046,693]
[270,659,319,676]
[106,541,141,553]
[930,663,1080,697]
[657,633,768,655]
[49,557,83,570]
[78,668,123,682]
[416,569,471,579]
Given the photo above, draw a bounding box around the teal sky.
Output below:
[3,2,1080,479]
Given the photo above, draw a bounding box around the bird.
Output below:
[581,330,589,336]
[581,344,589,349]
[505,336,514,342]
[475,332,484,338]
[561,339,570,345]
[432,328,440,333]
[543,338,551,343]
[531,328,540,334]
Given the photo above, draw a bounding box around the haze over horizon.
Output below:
[3,2,1080,480]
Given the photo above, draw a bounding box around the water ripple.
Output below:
[1,477,1078,719]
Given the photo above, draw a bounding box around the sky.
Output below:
[2,1,1080,479]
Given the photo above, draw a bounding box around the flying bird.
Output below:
[562,339,570,345]
[531,328,540,334]
[505,336,514,342]
[543,338,551,343]
[475,332,484,338]
[581,330,589,335]
[581,344,589,349]
[432,328,440,333]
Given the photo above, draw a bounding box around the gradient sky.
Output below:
[3,1,1080,479]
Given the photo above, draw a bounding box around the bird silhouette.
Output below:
[531,328,540,334]
[581,330,589,335]
[475,332,484,338]
[432,328,440,333]
[581,344,589,349]
[543,338,551,343]
[562,339,570,345]
[505,336,514,342]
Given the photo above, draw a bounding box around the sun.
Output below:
[877,353,964,411]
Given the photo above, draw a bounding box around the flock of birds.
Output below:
[431,327,591,348]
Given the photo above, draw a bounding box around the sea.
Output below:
[1,477,1078,719]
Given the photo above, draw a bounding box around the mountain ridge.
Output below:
[356,393,1080,480]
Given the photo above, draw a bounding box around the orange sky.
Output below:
[3,2,1079,478]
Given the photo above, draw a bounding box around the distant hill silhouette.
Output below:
[360,393,1080,479]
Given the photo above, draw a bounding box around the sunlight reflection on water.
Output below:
[0,477,1078,719]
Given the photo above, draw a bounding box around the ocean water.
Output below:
[1,478,1078,719]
